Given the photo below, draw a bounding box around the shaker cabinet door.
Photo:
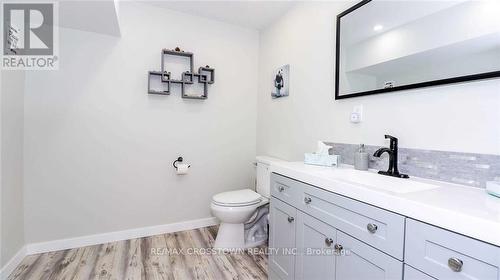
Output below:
[295,211,337,280]
[335,231,403,280]
[269,197,297,280]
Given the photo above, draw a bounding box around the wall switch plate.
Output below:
[350,105,363,123]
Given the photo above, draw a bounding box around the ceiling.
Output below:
[54,0,296,36]
[144,1,298,30]
[58,0,121,36]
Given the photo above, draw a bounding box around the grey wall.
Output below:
[0,71,25,267]
[23,2,259,244]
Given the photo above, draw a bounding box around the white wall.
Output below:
[0,71,25,267]
[23,2,259,243]
[14,0,500,247]
[257,2,500,161]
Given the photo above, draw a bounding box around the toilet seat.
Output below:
[212,189,262,207]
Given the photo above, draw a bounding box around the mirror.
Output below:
[335,0,500,99]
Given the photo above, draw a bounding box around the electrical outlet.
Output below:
[350,105,363,123]
[350,112,360,123]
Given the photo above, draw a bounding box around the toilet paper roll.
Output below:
[176,163,190,175]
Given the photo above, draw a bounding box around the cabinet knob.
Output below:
[325,238,334,247]
[334,244,343,254]
[278,186,285,192]
[287,216,295,223]
[367,223,378,234]
[304,197,312,204]
[448,257,463,272]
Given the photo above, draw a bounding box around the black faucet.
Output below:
[373,135,409,178]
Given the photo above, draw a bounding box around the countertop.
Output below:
[269,161,500,247]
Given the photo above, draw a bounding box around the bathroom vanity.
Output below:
[268,162,500,280]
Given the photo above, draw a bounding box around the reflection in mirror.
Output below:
[336,0,500,98]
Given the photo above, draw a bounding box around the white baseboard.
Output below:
[27,217,219,255]
[0,217,219,279]
[0,246,27,280]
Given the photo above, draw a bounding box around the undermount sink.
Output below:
[319,169,440,194]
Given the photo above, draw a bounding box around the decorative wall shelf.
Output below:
[148,71,170,95]
[147,48,215,99]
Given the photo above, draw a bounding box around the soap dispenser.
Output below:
[354,144,369,171]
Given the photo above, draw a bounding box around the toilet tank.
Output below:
[255,156,282,198]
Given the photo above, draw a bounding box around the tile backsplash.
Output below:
[326,142,500,188]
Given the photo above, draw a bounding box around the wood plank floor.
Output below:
[8,226,268,280]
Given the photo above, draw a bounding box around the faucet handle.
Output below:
[384,135,397,141]
[384,135,398,148]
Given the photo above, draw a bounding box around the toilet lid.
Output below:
[212,189,262,206]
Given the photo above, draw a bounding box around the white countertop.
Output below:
[269,161,500,247]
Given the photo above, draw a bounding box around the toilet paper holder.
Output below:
[173,157,191,170]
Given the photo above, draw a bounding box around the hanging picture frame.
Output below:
[272,64,290,98]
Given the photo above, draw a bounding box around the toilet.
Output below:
[211,156,281,249]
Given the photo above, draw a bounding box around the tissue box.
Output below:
[304,153,340,167]
[486,181,500,198]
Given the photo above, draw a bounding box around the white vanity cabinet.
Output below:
[269,173,404,280]
[269,173,500,280]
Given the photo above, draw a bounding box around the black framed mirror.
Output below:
[335,0,500,99]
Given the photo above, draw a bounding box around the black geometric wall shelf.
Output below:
[147,47,215,100]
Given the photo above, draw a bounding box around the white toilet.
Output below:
[211,156,280,249]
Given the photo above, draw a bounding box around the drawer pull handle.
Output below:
[304,197,312,204]
[287,216,295,223]
[325,238,334,247]
[448,257,463,272]
[367,223,378,234]
[334,244,343,254]
[278,186,285,192]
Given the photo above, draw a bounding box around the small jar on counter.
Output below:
[354,144,369,171]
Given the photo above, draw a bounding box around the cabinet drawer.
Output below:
[336,231,403,280]
[404,265,436,280]
[271,173,301,206]
[405,219,500,280]
[300,183,405,260]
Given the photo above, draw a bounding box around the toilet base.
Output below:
[213,222,268,249]
[213,205,269,250]
[213,223,246,249]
